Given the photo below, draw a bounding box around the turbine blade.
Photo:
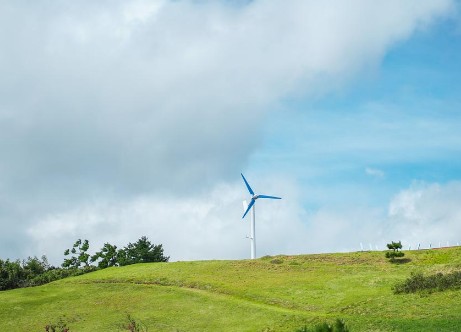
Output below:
[258,194,282,200]
[241,173,254,195]
[242,199,255,219]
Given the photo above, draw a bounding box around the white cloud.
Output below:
[27,177,304,264]
[387,181,461,248]
[24,177,461,265]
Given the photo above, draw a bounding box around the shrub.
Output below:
[393,270,461,294]
[45,316,70,332]
[295,319,349,332]
[28,267,96,287]
[0,256,97,291]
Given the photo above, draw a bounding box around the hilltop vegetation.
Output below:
[1,247,461,331]
[0,236,168,291]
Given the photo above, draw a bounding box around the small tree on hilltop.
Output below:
[385,241,405,262]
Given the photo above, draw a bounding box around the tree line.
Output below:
[0,236,168,291]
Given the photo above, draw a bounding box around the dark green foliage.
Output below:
[385,241,405,262]
[90,237,169,267]
[0,259,24,290]
[295,319,349,332]
[393,270,461,294]
[118,236,169,266]
[0,256,52,290]
[387,241,402,251]
[2,236,169,291]
[385,251,405,260]
[29,267,92,286]
[23,255,49,277]
[0,255,91,291]
[62,239,91,269]
[91,243,119,268]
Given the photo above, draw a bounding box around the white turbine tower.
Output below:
[241,173,281,259]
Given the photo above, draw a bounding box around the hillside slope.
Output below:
[1,247,461,331]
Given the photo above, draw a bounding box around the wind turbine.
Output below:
[241,173,281,259]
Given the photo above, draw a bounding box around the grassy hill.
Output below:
[1,247,461,331]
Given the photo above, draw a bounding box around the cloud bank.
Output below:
[0,0,456,262]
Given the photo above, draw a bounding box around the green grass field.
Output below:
[1,247,461,331]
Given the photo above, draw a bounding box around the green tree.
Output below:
[0,259,24,290]
[91,243,119,268]
[119,236,169,266]
[385,241,405,262]
[62,239,91,269]
[22,255,49,281]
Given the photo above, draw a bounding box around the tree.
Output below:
[62,239,91,269]
[22,255,49,280]
[0,259,24,290]
[385,241,405,262]
[90,243,119,268]
[119,236,169,266]
[0,256,56,290]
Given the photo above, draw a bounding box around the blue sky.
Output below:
[1,1,460,263]
[251,16,461,211]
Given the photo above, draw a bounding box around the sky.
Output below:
[1,0,461,265]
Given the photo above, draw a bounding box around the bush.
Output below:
[385,251,404,260]
[295,319,349,332]
[393,270,461,294]
[0,255,97,291]
[28,267,97,287]
[45,316,71,332]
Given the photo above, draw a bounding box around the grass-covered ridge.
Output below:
[1,247,461,331]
